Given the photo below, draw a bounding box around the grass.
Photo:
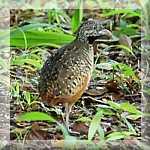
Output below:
[10,8,142,147]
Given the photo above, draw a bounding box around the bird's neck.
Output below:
[73,37,93,54]
[75,35,89,44]
[76,28,89,44]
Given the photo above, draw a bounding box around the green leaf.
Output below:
[88,110,103,140]
[11,81,20,98]
[98,125,105,141]
[119,26,138,36]
[75,117,91,123]
[106,131,133,141]
[11,51,44,70]
[126,114,142,120]
[121,115,136,134]
[16,112,56,122]
[120,102,142,114]
[113,63,135,77]
[58,124,70,138]
[71,0,83,32]
[10,24,75,48]
[108,101,142,115]
[116,44,134,56]
[12,57,42,70]
[96,62,113,70]
[100,108,115,116]
[23,91,31,105]
[107,101,121,110]
[102,9,141,18]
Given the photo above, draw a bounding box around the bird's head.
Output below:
[76,18,112,44]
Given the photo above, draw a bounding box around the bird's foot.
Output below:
[67,126,80,135]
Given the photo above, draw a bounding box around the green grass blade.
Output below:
[120,102,142,114]
[106,131,133,141]
[88,110,103,140]
[71,0,83,32]
[16,111,56,123]
[102,9,141,17]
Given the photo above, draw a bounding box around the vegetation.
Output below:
[6,2,145,149]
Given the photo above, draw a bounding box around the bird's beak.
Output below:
[98,29,112,39]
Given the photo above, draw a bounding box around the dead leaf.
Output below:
[72,122,89,135]
[85,87,107,96]
[26,123,50,140]
[105,80,124,100]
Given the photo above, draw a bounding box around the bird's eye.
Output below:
[84,31,89,36]
[93,25,96,30]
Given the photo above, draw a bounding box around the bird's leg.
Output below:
[65,103,73,131]
[64,103,79,135]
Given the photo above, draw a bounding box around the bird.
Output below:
[39,19,112,134]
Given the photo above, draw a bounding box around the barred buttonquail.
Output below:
[39,19,112,133]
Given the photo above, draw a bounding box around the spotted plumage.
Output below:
[39,40,93,105]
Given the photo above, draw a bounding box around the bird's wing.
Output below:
[39,41,91,102]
